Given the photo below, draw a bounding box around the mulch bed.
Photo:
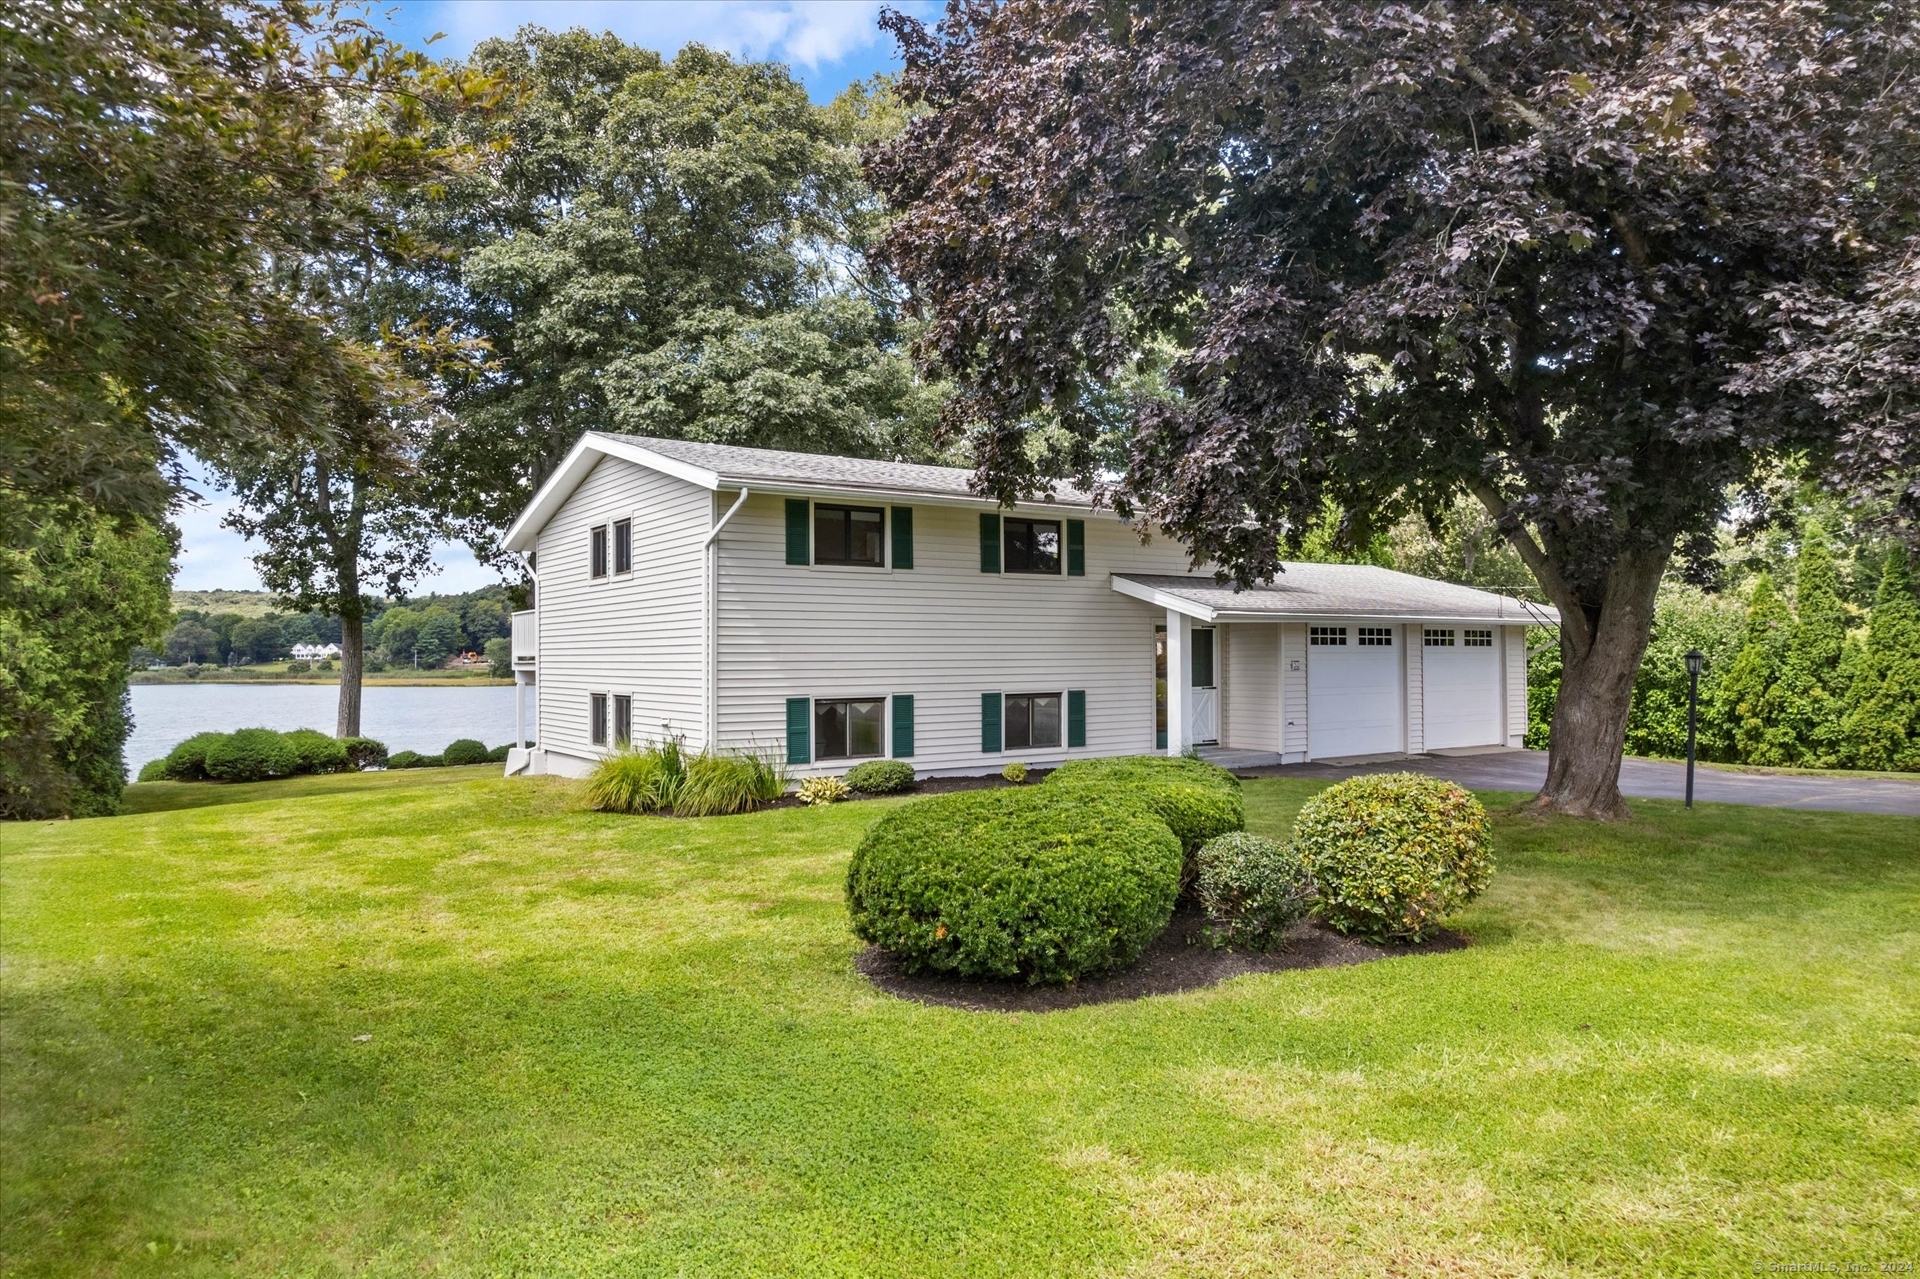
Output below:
[856,900,1469,1013]
[745,770,1051,814]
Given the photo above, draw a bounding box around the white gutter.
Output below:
[704,486,751,545]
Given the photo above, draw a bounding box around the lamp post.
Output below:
[1684,648,1705,809]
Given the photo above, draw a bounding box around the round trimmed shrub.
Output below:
[283,728,348,775]
[1045,755,1245,850]
[387,749,430,770]
[160,731,228,781]
[843,759,915,794]
[1290,773,1493,942]
[1194,832,1314,950]
[486,743,511,763]
[136,757,169,783]
[342,737,388,771]
[203,728,299,782]
[847,787,1183,984]
[442,738,490,766]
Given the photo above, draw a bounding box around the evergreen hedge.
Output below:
[1044,755,1245,850]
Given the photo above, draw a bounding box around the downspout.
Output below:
[703,488,750,752]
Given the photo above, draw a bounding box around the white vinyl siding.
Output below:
[1506,625,1529,745]
[1279,622,1308,761]
[1404,625,1425,754]
[713,493,1193,775]
[1223,623,1280,752]
[534,458,709,770]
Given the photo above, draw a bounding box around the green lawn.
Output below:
[3,774,1916,1276]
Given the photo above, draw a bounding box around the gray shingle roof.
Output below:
[1114,567,1558,624]
[595,433,1095,506]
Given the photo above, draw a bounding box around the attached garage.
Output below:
[1421,626,1504,749]
[1112,565,1556,764]
[1306,623,1402,759]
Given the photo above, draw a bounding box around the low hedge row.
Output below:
[139,732,516,782]
[141,728,387,783]
[1045,755,1244,852]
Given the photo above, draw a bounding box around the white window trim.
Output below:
[611,515,634,576]
[1002,688,1070,752]
[811,694,891,761]
[802,499,895,574]
[1002,515,1066,577]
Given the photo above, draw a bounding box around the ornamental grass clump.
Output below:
[844,760,915,794]
[678,751,787,816]
[1045,755,1244,851]
[847,787,1182,984]
[585,740,687,814]
[1290,773,1493,943]
[1194,831,1315,950]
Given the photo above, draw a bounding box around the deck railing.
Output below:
[511,609,537,665]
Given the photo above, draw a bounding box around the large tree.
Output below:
[869,0,1920,816]
[417,32,944,566]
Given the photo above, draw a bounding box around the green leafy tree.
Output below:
[164,621,219,665]
[1620,588,1748,763]
[417,32,940,566]
[1717,576,1795,764]
[1752,523,1851,765]
[0,510,172,817]
[1840,547,1920,770]
[415,609,464,667]
[229,616,287,665]
[870,1,1919,816]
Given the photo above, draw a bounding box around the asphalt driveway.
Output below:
[1231,748,1920,817]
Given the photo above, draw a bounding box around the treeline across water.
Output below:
[145,586,519,672]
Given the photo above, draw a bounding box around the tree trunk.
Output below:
[337,612,363,738]
[1530,544,1670,819]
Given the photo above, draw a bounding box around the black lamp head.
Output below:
[1685,648,1705,678]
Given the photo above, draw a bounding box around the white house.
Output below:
[498,433,1556,779]
[291,643,342,662]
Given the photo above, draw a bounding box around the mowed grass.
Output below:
[2,774,1916,1277]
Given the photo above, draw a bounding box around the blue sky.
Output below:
[174,0,927,593]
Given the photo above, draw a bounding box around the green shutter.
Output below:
[1067,689,1086,748]
[785,697,811,764]
[979,513,1001,573]
[980,692,1002,753]
[891,506,914,570]
[784,499,809,565]
[891,694,915,758]
[1067,519,1086,576]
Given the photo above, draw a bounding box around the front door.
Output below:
[1190,627,1218,744]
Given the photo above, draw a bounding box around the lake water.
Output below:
[125,684,535,779]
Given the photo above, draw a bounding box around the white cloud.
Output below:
[425,0,895,71]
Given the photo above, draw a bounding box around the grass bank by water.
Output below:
[3,773,1915,1275]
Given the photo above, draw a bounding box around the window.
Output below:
[1358,627,1394,646]
[589,525,608,579]
[613,694,631,745]
[815,698,884,758]
[1424,628,1456,647]
[814,504,885,566]
[1309,625,1348,646]
[590,693,609,745]
[1191,628,1215,687]
[1464,628,1494,647]
[1005,693,1061,750]
[1004,518,1061,574]
[613,519,632,573]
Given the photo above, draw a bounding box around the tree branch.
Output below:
[1468,479,1592,651]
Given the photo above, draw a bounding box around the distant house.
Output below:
[291,643,342,663]
[498,434,1556,779]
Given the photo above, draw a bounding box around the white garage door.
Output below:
[1422,627,1503,749]
[1307,624,1402,759]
